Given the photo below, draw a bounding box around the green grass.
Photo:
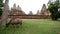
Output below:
[0,19,60,34]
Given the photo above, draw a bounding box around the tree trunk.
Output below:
[1,0,9,26]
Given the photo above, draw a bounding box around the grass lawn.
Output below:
[0,19,60,34]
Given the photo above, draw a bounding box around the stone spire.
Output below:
[40,4,47,15]
[13,3,16,9]
[17,5,21,11]
[36,10,40,15]
[28,11,33,15]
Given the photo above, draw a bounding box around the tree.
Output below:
[1,0,9,26]
[0,8,3,16]
[48,0,60,20]
[0,0,3,16]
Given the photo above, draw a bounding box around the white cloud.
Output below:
[9,0,49,14]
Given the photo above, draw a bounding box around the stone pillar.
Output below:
[1,0,9,26]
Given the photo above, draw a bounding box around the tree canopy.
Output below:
[0,0,3,16]
[48,0,60,20]
[0,0,3,7]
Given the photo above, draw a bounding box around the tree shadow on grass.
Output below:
[49,19,60,22]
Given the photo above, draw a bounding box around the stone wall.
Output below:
[8,15,51,19]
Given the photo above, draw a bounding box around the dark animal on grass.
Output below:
[6,18,22,27]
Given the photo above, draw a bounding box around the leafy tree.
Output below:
[0,0,3,16]
[48,0,60,20]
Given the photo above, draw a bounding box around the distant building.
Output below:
[28,11,33,15]
[36,10,40,15]
[40,4,51,15]
[40,4,47,15]
[8,3,51,19]
[9,3,26,16]
[17,5,22,11]
[13,3,17,9]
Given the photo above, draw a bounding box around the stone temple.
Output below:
[10,3,25,16]
[8,3,51,19]
[40,4,51,15]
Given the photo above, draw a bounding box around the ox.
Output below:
[6,18,22,27]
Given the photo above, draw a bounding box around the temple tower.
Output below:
[36,10,40,15]
[28,11,33,15]
[13,3,16,9]
[17,5,21,11]
[40,4,47,15]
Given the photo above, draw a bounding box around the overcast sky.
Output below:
[8,0,49,14]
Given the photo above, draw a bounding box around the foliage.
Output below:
[48,0,60,20]
[0,0,3,16]
[0,8,3,16]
